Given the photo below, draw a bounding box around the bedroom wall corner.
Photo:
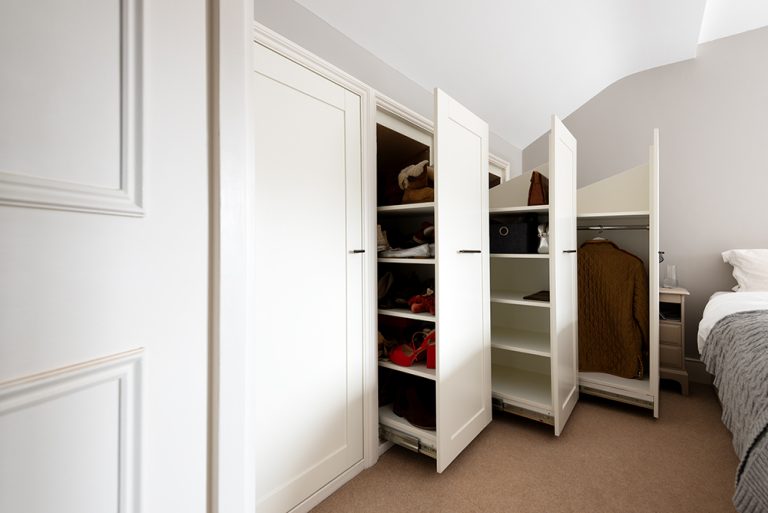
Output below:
[523,26,768,359]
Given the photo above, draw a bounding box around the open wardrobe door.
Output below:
[549,116,579,436]
[434,88,491,472]
[649,129,660,418]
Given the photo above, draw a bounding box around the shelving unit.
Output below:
[576,130,660,417]
[374,90,491,473]
[486,116,578,436]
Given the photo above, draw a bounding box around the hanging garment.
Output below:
[578,240,649,378]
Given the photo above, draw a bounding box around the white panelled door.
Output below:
[252,43,364,511]
[549,115,579,436]
[649,129,661,418]
[434,88,491,473]
[0,1,209,512]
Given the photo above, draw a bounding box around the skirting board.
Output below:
[685,357,713,385]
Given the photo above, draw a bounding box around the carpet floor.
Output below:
[313,383,738,513]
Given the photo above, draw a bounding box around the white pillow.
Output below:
[722,249,768,291]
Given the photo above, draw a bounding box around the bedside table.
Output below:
[659,287,689,395]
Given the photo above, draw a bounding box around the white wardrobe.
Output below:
[250,24,494,512]
[487,116,579,435]
[375,90,492,473]
[576,130,661,417]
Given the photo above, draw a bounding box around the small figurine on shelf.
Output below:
[398,160,434,204]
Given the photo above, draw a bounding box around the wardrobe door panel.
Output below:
[252,43,363,512]
[649,130,660,418]
[549,116,579,436]
[434,89,491,473]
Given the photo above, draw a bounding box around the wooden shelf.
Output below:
[379,404,436,444]
[492,365,552,413]
[377,202,434,216]
[490,291,550,308]
[490,205,548,214]
[490,253,549,259]
[378,257,435,265]
[491,328,551,357]
[378,308,436,322]
[378,360,436,380]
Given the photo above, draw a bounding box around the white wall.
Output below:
[254,0,522,174]
[523,26,768,358]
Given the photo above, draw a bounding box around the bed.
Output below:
[697,249,768,513]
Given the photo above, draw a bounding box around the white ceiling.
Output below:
[698,0,768,43]
[295,0,768,149]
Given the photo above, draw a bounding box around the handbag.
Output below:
[537,223,549,254]
[527,171,549,206]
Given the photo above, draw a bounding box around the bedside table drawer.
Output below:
[660,343,683,368]
[660,322,682,345]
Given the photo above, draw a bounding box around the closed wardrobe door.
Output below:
[252,43,364,512]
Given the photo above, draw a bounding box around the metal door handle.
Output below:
[349,249,365,254]
[458,250,481,254]
[563,250,577,253]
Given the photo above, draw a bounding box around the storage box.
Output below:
[490,216,539,254]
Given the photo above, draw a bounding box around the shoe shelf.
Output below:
[491,328,551,357]
[377,202,435,216]
[378,257,435,265]
[490,290,550,308]
[490,253,549,260]
[378,360,436,380]
[378,308,436,322]
[379,404,436,442]
[491,365,552,416]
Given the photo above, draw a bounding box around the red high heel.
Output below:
[389,329,436,368]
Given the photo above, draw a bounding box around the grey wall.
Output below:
[254,0,522,173]
[524,27,768,358]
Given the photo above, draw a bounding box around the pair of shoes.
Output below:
[389,329,436,368]
[408,288,435,315]
[412,222,435,245]
[392,374,436,430]
[378,272,394,300]
[377,224,390,252]
[379,243,431,259]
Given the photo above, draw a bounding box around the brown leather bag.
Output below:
[527,171,549,206]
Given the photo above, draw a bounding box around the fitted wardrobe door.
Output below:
[649,129,660,418]
[434,88,491,473]
[252,43,364,512]
[549,116,579,435]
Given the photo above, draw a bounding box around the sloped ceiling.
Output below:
[293,0,763,149]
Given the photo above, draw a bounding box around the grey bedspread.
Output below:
[701,310,768,513]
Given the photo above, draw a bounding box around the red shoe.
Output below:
[389,329,436,367]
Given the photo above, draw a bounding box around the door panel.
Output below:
[434,89,491,472]
[252,43,363,511]
[0,1,209,512]
[649,130,660,418]
[549,116,578,436]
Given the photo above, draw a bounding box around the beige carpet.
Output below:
[314,384,739,513]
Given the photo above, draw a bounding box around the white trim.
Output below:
[375,93,434,134]
[0,0,143,217]
[489,154,511,182]
[0,348,143,513]
[287,460,366,513]
[212,1,255,513]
